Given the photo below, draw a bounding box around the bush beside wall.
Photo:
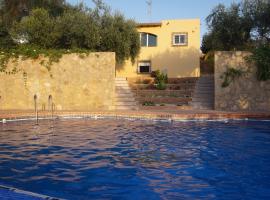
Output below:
[215,51,270,111]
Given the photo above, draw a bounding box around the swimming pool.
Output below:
[0,119,270,199]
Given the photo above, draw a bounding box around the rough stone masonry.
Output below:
[215,51,270,112]
[0,53,115,111]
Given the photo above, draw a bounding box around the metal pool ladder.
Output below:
[34,94,38,125]
[48,95,55,120]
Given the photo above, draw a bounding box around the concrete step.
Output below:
[191,102,214,107]
[196,82,214,86]
[115,80,129,83]
[116,93,134,98]
[200,76,214,79]
[115,101,137,106]
[116,86,131,90]
[191,75,214,110]
[191,106,214,110]
[116,91,134,96]
[115,77,127,81]
[197,80,214,83]
[194,89,214,92]
[115,83,130,86]
[116,88,133,92]
[191,101,214,105]
[196,85,214,88]
[116,106,138,110]
[115,77,138,110]
[192,96,214,100]
[193,92,214,96]
[116,85,130,88]
[198,81,214,84]
[192,96,214,102]
[115,97,136,101]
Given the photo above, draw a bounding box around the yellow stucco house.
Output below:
[116,19,201,78]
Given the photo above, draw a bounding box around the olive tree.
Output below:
[3,0,140,63]
[11,8,57,48]
[202,0,270,53]
[99,13,140,63]
[54,9,100,49]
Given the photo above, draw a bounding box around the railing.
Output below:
[48,95,55,120]
[33,94,58,125]
[34,94,38,125]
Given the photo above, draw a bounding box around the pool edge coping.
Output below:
[1,111,270,123]
[0,184,64,200]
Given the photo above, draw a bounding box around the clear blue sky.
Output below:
[67,0,240,42]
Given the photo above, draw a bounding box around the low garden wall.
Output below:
[215,51,270,111]
[127,77,197,106]
[0,52,115,111]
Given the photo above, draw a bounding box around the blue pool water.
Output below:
[0,119,270,200]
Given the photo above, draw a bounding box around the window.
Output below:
[141,33,147,46]
[140,33,157,47]
[138,61,151,73]
[172,33,188,46]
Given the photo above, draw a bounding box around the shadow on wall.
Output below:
[151,48,200,77]
[116,47,200,78]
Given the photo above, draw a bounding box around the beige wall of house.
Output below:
[0,53,115,111]
[116,19,201,78]
[215,51,270,111]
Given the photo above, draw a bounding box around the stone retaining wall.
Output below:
[0,53,115,110]
[215,51,270,111]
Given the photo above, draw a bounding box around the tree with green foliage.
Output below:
[11,8,57,48]
[248,45,270,81]
[202,3,252,53]
[242,0,270,43]
[55,9,100,49]
[0,0,28,27]
[202,0,270,82]
[99,13,140,63]
[0,0,140,67]
[0,19,15,49]
[202,0,270,53]
[0,0,68,27]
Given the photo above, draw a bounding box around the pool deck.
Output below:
[1,108,270,122]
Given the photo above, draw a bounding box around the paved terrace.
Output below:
[1,108,270,121]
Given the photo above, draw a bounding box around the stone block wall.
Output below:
[215,51,270,111]
[0,53,115,110]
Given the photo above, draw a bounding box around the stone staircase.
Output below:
[190,75,214,110]
[115,77,138,110]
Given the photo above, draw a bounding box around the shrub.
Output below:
[142,101,155,106]
[220,67,245,88]
[152,70,168,90]
[248,45,270,81]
